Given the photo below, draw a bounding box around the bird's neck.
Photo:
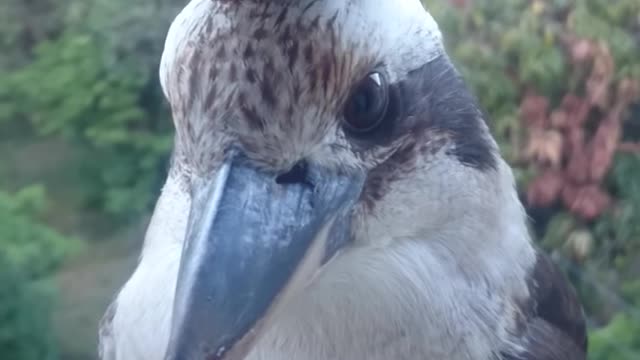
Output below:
[248,179,536,360]
[117,164,535,360]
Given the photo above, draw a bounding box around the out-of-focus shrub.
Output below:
[1,33,172,215]
[427,0,640,358]
[0,185,76,359]
[0,1,182,358]
[0,253,56,360]
[588,313,640,359]
[0,0,181,218]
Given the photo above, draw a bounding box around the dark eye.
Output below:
[342,72,389,134]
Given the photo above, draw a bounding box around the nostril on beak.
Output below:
[275,160,311,186]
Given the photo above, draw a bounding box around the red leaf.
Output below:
[520,93,550,129]
[552,94,591,130]
[565,148,591,184]
[550,109,568,129]
[565,128,586,160]
[562,185,611,220]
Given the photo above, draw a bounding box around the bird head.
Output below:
[161,1,514,359]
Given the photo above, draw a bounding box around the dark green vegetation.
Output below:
[0,0,638,359]
[1,1,182,358]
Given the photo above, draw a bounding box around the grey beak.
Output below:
[164,153,364,360]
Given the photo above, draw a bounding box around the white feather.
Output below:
[101,158,536,360]
[159,0,443,100]
[100,175,189,360]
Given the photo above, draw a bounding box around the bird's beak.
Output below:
[165,153,364,360]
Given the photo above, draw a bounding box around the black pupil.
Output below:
[344,74,387,132]
[353,91,372,114]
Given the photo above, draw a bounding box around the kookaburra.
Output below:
[98,0,588,359]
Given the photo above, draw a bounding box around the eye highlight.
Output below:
[342,71,389,135]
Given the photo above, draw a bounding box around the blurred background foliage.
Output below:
[0,0,638,359]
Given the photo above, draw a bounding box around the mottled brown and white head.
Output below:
[161,0,503,228]
[134,0,535,359]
